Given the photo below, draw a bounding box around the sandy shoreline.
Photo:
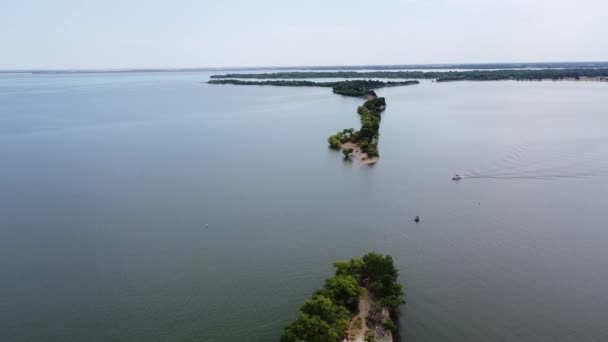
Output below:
[559,76,608,82]
[341,142,378,165]
[437,76,608,83]
[517,76,608,82]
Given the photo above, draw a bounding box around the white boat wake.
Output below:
[456,138,608,181]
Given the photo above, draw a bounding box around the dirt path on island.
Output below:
[344,290,370,342]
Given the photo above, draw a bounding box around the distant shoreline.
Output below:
[4,61,608,74]
[210,68,608,82]
[434,76,608,83]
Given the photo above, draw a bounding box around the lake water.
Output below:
[1,72,608,342]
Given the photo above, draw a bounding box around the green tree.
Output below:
[362,253,404,310]
[300,294,350,323]
[333,257,365,279]
[328,133,342,148]
[362,253,398,281]
[342,128,355,138]
[324,275,363,311]
[343,148,354,158]
[281,295,350,342]
[281,312,346,342]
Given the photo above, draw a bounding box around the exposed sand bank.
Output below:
[560,76,608,82]
[341,142,378,165]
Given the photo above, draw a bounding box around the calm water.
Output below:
[1,72,608,342]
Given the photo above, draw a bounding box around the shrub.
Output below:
[343,148,354,158]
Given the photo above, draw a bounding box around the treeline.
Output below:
[210,71,428,79]
[328,94,385,157]
[207,79,418,97]
[281,253,405,342]
[331,80,417,97]
[210,68,608,81]
[211,61,608,71]
[432,69,608,82]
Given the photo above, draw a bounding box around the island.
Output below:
[280,253,405,342]
[328,92,386,164]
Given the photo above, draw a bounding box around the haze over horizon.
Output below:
[2,0,608,70]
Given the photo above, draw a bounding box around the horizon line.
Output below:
[2,60,608,74]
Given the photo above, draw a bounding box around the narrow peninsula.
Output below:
[208,79,419,164]
[280,253,405,342]
[328,91,386,164]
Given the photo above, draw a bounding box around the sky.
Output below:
[2,0,607,69]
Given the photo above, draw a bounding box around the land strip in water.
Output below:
[327,92,387,164]
[210,68,608,82]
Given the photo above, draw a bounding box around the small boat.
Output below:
[452,174,463,181]
[414,216,420,223]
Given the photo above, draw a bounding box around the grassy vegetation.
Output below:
[280,253,404,342]
[353,317,363,330]
[343,148,354,159]
[210,68,608,82]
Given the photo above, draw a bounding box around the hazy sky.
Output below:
[2,0,607,69]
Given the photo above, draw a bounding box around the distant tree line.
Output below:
[215,61,608,71]
[280,253,405,342]
[210,68,608,82]
[207,79,418,97]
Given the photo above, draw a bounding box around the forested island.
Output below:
[281,253,405,342]
[210,68,608,82]
[328,92,386,163]
[207,79,418,97]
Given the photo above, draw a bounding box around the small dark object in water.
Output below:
[414,216,420,223]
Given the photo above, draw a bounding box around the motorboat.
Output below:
[452,174,463,181]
